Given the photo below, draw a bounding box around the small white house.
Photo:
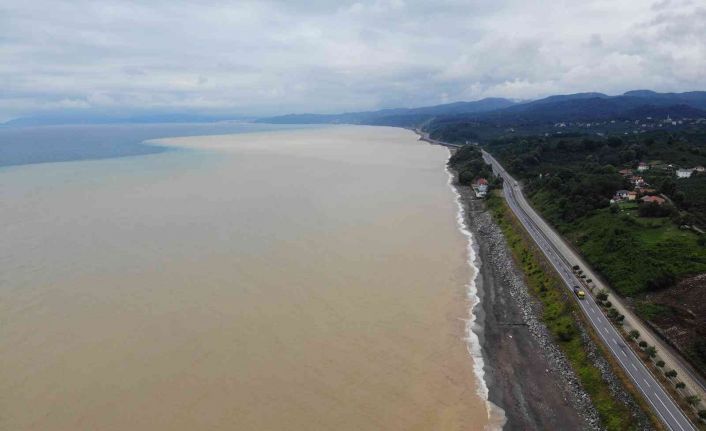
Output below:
[472,178,489,198]
[637,162,649,172]
[676,168,693,179]
[616,190,630,200]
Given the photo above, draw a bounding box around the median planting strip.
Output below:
[481,149,698,431]
[487,192,657,431]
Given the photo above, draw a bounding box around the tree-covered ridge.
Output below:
[447,145,497,188]
[486,130,706,375]
[426,92,706,146]
[257,91,706,134]
[490,132,706,226]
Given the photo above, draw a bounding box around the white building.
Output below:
[676,169,693,179]
[472,178,489,198]
[615,190,630,200]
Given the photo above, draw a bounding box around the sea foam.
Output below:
[446,159,507,430]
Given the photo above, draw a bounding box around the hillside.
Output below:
[257,91,706,139]
[256,97,516,126]
[428,91,706,144]
[487,131,706,375]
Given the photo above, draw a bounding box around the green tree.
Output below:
[607,137,623,148]
[629,330,640,339]
[645,346,657,357]
[676,382,686,389]
[660,178,677,196]
[666,370,678,378]
[686,395,701,406]
[656,360,665,368]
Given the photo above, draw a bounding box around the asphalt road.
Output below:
[482,150,696,431]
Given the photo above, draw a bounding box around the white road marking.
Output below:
[657,395,689,431]
[486,152,696,431]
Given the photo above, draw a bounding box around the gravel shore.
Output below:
[454,181,603,430]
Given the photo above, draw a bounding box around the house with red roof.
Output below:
[472,178,489,198]
[641,195,665,205]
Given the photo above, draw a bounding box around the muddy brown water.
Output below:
[0,125,498,430]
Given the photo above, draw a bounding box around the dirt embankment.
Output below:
[640,273,706,377]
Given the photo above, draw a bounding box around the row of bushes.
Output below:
[488,195,644,430]
[595,289,706,423]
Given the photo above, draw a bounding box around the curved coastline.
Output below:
[446,160,603,429]
[0,125,493,430]
[445,161,508,430]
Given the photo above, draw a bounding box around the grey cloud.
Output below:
[0,0,704,121]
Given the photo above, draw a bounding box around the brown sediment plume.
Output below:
[0,126,489,430]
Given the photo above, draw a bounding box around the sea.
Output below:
[0,123,502,430]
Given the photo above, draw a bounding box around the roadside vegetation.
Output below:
[486,192,657,431]
[624,325,706,428]
[485,131,706,376]
[447,144,501,188]
[426,100,706,426]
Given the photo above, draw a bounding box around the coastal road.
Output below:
[419,127,706,400]
[482,150,696,431]
[414,129,463,148]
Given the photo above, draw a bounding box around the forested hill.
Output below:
[427,91,706,145]
[466,90,706,124]
[255,97,516,126]
[257,90,706,132]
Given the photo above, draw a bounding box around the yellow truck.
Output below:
[573,286,586,299]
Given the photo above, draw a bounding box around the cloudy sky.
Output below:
[1,0,704,121]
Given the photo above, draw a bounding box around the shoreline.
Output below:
[447,160,601,430]
[445,165,508,430]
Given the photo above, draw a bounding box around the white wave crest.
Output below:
[445,159,507,430]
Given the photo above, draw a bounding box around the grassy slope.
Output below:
[488,132,706,377]
[487,192,658,431]
[529,190,706,297]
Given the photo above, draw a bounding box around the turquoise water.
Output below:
[0,122,316,167]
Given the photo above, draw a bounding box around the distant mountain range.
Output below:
[258,90,706,127]
[255,97,517,127]
[475,90,706,124]
[5,90,705,128]
[1,112,253,127]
